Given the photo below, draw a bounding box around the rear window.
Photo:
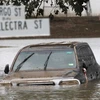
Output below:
[13,48,76,71]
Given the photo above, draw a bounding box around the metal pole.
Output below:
[86,0,92,16]
[43,0,45,16]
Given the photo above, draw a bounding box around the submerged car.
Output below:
[1,41,100,86]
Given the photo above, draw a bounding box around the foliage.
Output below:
[0,0,89,18]
[65,0,89,16]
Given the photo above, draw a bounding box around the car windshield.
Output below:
[13,47,76,71]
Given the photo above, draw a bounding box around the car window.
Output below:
[47,50,76,70]
[13,48,76,71]
[77,45,96,66]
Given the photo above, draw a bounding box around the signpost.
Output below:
[0,6,50,37]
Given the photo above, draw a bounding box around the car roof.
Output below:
[19,41,87,52]
[23,41,85,48]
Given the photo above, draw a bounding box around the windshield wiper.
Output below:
[15,53,34,72]
[44,52,52,70]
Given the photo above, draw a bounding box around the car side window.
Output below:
[76,44,96,67]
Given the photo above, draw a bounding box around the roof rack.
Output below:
[29,41,79,47]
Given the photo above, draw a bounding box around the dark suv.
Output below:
[1,41,100,86]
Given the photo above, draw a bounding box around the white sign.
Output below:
[0,6,25,20]
[0,18,50,37]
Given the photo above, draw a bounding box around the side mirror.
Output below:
[4,64,9,74]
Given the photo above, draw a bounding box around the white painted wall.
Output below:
[90,0,100,16]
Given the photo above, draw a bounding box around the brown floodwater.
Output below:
[0,80,100,100]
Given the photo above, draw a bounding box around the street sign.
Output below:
[0,18,50,37]
[0,6,25,20]
[0,6,50,37]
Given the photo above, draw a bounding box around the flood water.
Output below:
[0,38,100,100]
[0,81,100,100]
